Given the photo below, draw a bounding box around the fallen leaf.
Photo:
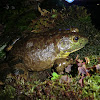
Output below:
[85,57,90,64]
[78,67,87,76]
[0,81,4,85]
[75,55,79,60]
[65,65,73,73]
[77,62,82,67]
[96,64,100,70]
[59,75,72,83]
[78,63,89,76]
[79,76,85,87]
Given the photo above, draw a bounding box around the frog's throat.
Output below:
[57,51,70,58]
[57,47,83,58]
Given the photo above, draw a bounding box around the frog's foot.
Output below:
[12,63,28,80]
[5,66,28,85]
[7,56,28,80]
[53,58,74,74]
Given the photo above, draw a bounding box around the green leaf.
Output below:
[51,72,60,80]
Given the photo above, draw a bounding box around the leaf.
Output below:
[96,64,100,70]
[65,65,73,73]
[59,75,72,83]
[78,66,87,75]
[79,76,85,87]
[85,57,90,64]
[51,72,60,80]
[77,62,82,67]
[76,57,83,67]
[52,72,59,77]
[78,63,89,76]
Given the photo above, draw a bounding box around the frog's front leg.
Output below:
[53,58,73,74]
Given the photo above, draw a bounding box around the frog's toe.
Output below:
[13,67,28,80]
[11,62,28,80]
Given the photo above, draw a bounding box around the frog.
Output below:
[5,28,87,72]
[0,28,88,82]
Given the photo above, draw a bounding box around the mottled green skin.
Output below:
[8,29,88,72]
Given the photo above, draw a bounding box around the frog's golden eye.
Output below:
[73,36,79,42]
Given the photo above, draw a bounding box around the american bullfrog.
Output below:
[0,28,88,82]
[6,29,88,72]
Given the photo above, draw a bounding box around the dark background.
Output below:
[0,0,100,30]
[73,0,100,30]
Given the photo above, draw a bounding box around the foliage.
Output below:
[0,85,16,100]
[0,0,38,35]
[0,55,99,99]
[0,76,90,100]
[86,55,100,67]
[29,5,92,34]
[51,72,60,80]
[3,8,37,33]
[0,3,100,100]
[83,74,100,99]
[0,44,6,60]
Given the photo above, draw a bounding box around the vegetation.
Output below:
[0,55,100,100]
[83,74,100,99]
[0,2,100,99]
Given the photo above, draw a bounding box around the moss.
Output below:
[83,74,100,99]
[0,85,16,100]
[0,75,94,100]
[4,8,37,33]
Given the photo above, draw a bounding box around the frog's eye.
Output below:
[73,37,79,42]
[75,37,79,40]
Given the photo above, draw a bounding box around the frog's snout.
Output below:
[80,37,88,47]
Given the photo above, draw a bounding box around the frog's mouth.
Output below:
[66,41,88,53]
[63,45,85,56]
[57,44,86,58]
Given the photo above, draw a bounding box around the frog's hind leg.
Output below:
[8,57,28,80]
